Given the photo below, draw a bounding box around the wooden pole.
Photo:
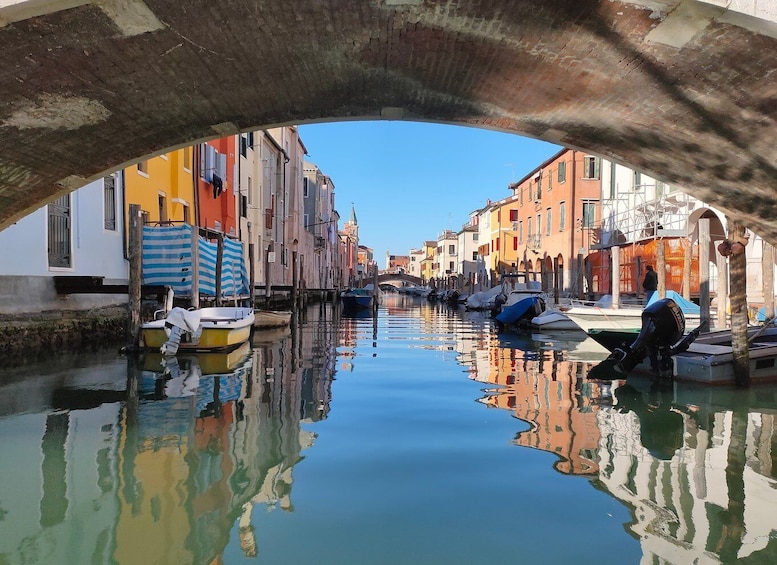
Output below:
[128,204,142,347]
[611,245,620,308]
[191,225,200,309]
[717,248,729,330]
[264,243,272,308]
[728,219,750,387]
[291,250,298,313]
[656,239,666,299]
[215,233,224,307]
[763,240,775,320]
[248,242,255,309]
[682,239,692,300]
[553,257,560,305]
[299,254,305,309]
[699,219,710,327]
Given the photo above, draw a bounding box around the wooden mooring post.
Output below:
[656,239,666,299]
[699,219,711,327]
[611,245,620,307]
[728,218,750,387]
[764,240,775,320]
[128,204,143,347]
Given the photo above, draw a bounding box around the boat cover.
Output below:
[495,296,541,325]
[647,290,700,315]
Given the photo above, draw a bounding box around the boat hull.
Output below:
[141,307,254,352]
[341,295,373,309]
[254,309,291,329]
[673,327,777,384]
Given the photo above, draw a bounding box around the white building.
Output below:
[0,175,128,314]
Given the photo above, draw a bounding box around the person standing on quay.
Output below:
[643,265,658,304]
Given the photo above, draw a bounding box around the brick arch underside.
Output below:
[1,0,777,243]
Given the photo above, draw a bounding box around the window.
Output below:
[518,221,523,242]
[536,214,542,237]
[528,217,533,236]
[535,178,541,201]
[137,160,148,174]
[546,208,552,235]
[472,251,478,260]
[448,244,455,255]
[449,261,454,271]
[583,156,600,179]
[547,170,552,191]
[240,194,247,218]
[609,164,616,199]
[304,213,309,228]
[473,233,478,241]
[633,170,642,191]
[513,236,518,251]
[47,194,71,268]
[158,194,167,224]
[656,180,666,198]
[557,161,566,183]
[559,202,566,231]
[303,178,309,198]
[183,147,191,171]
[183,204,190,224]
[583,201,596,228]
[509,209,518,222]
[103,175,116,231]
[496,238,500,251]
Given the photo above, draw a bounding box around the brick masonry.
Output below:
[0,1,776,241]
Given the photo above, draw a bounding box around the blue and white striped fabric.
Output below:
[142,224,249,298]
[142,224,193,294]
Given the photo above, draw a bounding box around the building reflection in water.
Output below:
[0,306,338,564]
[485,331,777,562]
[2,303,777,563]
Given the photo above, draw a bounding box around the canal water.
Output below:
[1,293,777,564]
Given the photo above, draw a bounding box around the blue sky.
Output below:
[298,121,560,267]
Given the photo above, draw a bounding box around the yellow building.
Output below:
[123,147,195,226]
[489,195,521,275]
[419,240,436,283]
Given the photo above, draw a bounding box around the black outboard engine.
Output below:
[589,298,685,380]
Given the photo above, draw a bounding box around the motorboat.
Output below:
[673,324,777,384]
[140,305,255,355]
[529,307,580,331]
[340,287,374,309]
[564,291,710,334]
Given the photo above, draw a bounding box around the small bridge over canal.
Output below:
[377,273,424,288]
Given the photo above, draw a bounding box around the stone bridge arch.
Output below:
[377,273,423,287]
[2,1,777,242]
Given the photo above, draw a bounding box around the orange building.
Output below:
[195,138,237,236]
[490,149,601,297]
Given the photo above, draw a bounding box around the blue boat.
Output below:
[495,296,545,331]
[341,288,374,310]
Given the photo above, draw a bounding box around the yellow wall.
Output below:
[124,148,195,226]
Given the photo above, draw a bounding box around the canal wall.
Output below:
[0,276,129,359]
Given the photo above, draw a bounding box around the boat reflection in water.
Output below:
[487,334,777,562]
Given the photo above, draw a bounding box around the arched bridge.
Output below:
[2,1,777,241]
[377,273,423,287]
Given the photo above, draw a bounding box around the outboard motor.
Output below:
[589,298,685,380]
[160,307,203,356]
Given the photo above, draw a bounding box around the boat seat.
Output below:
[686,343,733,355]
